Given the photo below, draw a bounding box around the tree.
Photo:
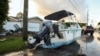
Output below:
[98,22,100,25]
[0,0,9,31]
[16,12,23,19]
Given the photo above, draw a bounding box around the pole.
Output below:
[23,0,28,42]
[87,10,89,26]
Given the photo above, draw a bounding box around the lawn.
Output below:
[0,36,25,54]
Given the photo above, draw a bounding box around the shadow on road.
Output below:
[81,35,94,43]
[31,41,80,56]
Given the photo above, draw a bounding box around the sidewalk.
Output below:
[2,51,24,56]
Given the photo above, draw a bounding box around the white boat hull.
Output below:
[28,28,82,48]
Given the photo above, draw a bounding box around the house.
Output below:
[17,17,43,31]
[17,17,43,23]
[28,17,43,24]
[3,17,43,32]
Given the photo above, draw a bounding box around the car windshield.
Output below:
[87,26,93,29]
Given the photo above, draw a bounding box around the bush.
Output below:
[79,23,86,27]
[0,36,25,54]
[64,22,86,28]
[98,28,100,31]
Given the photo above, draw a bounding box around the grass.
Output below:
[0,35,25,54]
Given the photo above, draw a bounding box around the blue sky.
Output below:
[86,0,100,26]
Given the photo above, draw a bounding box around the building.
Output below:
[3,17,43,32]
[28,17,43,24]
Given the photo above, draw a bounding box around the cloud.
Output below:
[33,0,87,23]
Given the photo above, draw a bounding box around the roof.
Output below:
[17,17,43,22]
[29,17,43,21]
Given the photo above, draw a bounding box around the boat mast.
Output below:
[23,0,28,41]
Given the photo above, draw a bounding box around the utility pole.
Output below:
[87,10,89,26]
[23,0,28,42]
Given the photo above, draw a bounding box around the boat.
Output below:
[27,10,82,48]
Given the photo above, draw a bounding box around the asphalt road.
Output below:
[77,32,100,56]
[2,32,100,56]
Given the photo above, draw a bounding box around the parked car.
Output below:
[82,26,94,35]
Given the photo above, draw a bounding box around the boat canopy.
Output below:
[44,10,73,21]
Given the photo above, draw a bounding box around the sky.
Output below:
[86,0,100,27]
[8,0,100,27]
[9,0,40,18]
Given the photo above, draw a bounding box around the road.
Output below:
[77,32,100,56]
[2,32,100,56]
